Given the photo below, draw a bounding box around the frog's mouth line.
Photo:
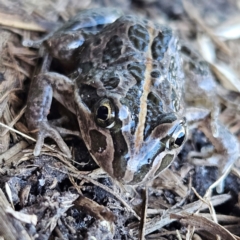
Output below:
[122,143,180,185]
[121,139,165,184]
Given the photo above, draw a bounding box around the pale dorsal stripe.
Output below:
[134,26,155,151]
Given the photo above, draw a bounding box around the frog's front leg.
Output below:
[198,116,239,176]
[26,72,74,157]
[187,109,239,192]
[183,49,240,192]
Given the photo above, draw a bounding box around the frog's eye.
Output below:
[95,99,115,128]
[165,122,186,150]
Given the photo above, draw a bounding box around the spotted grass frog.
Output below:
[25,8,239,186]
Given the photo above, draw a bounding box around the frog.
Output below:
[25,8,239,186]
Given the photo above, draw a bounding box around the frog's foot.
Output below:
[188,150,234,193]
[48,116,81,138]
[188,145,216,164]
[49,116,70,127]
[54,126,81,138]
[188,150,222,168]
[33,121,71,158]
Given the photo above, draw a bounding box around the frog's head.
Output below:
[74,58,186,185]
[74,18,187,184]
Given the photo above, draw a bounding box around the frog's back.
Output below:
[76,15,178,66]
[76,15,184,115]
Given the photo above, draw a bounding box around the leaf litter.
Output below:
[0,0,240,239]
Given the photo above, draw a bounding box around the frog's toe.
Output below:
[33,122,72,158]
[34,132,45,156]
[188,150,221,167]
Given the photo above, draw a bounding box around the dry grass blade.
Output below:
[6,207,37,225]
[0,106,26,137]
[5,183,14,209]
[7,42,36,56]
[0,12,46,32]
[211,63,240,92]
[192,187,218,223]
[0,140,29,165]
[176,229,183,240]
[197,34,216,63]
[232,167,240,178]
[214,17,240,40]
[0,121,71,159]
[171,213,237,240]
[200,214,240,223]
[182,0,231,56]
